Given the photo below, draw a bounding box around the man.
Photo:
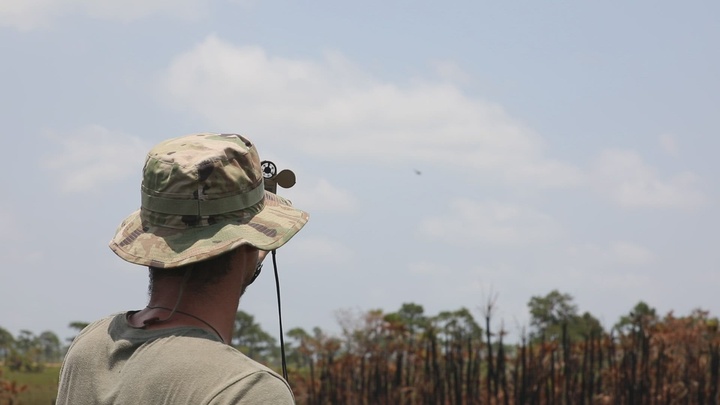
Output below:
[56,133,309,404]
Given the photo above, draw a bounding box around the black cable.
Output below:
[272,249,289,382]
[145,306,224,343]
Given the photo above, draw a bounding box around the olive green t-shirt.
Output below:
[56,313,294,404]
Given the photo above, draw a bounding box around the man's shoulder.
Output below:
[103,321,282,380]
[65,314,118,348]
[59,313,294,404]
[136,332,294,401]
[163,336,277,375]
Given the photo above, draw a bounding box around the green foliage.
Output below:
[232,310,278,364]
[37,331,61,364]
[614,300,658,334]
[66,321,90,344]
[527,289,603,342]
[528,290,577,329]
[433,307,483,341]
[388,302,428,333]
[0,328,13,363]
[2,329,63,373]
[7,351,45,373]
[285,327,314,370]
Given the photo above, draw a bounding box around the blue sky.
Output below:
[1,0,718,343]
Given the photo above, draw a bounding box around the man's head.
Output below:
[148,245,260,297]
[109,133,309,269]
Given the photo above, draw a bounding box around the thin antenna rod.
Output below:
[272,250,289,382]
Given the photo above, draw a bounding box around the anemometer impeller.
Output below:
[261,161,296,194]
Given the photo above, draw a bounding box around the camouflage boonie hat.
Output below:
[109,133,309,268]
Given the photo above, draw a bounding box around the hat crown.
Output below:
[144,133,261,197]
[140,133,265,228]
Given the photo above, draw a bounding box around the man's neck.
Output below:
[135,278,243,344]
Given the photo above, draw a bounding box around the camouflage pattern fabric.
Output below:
[109,133,309,269]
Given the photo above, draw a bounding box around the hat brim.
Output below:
[109,191,309,268]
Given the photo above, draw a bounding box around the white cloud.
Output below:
[0,204,44,267]
[42,125,149,193]
[431,60,473,84]
[559,242,658,306]
[591,149,707,209]
[407,260,451,276]
[0,0,56,30]
[0,0,209,30]
[608,241,655,265]
[289,237,354,265]
[162,35,583,189]
[286,178,358,214]
[418,199,562,246]
[567,241,655,266]
[83,0,208,21]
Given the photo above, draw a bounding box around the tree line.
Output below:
[277,291,719,404]
[2,290,719,404]
[0,328,69,373]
